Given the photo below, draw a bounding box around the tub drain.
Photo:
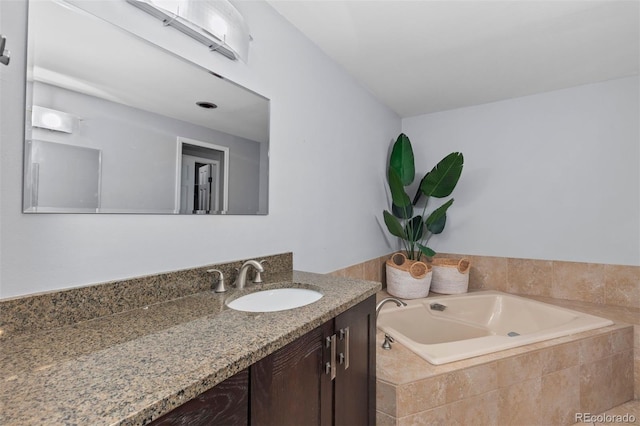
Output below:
[507,331,520,337]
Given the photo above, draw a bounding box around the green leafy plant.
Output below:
[383,133,464,260]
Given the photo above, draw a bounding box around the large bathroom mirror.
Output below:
[23,0,269,214]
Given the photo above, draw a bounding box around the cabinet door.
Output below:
[251,320,333,426]
[334,295,376,426]
[150,369,249,426]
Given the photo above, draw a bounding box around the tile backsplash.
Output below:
[331,252,640,310]
[0,252,293,338]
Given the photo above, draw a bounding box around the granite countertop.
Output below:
[0,271,381,426]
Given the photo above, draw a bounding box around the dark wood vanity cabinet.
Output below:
[333,295,377,425]
[150,369,249,425]
[251,320,334,425]
[251,295,376,426]
[151,295,376,426]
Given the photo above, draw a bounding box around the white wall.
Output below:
[403,76,640,266]
[0,0,400,299]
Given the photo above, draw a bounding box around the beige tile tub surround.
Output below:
[439,253,639,309]
[331,252,640,310]
[334,254,640,425]
[377,323,635,426]
[0,252,293,338]
[524,295,640,401]
[492,256,638,309]
[335,250,640,401]
[330,254,389,285]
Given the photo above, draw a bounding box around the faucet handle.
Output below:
[382,334,395,350]
[207,269,227,293]
[253,259,267,284]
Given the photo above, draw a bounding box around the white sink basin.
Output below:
[226,288,323,312]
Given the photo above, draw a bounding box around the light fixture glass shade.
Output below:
[127,0,251,62]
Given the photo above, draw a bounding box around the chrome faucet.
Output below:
[234,259,266,289]
[375,297,407,318]
[375,297,407,350]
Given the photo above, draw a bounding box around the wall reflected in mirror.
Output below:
[23,0,269,214]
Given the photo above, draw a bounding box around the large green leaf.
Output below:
[427,214,447,235]
[418,244,436,258]
[426,199,454,234]
[388,167,411,209]
[389,133,415,186]
[392,202,413,219]
[419,152,464,199]
[405,216,424,242]
[383,210,407,240]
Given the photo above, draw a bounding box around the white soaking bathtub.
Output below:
[376,290,613,365]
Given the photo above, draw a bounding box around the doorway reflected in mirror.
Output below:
[178,139,229,215]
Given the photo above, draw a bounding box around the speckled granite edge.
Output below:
[0,252,292,338]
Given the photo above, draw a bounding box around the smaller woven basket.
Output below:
[385,252,432,299]
[430,258,470,294]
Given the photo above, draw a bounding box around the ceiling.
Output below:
[29,0,269,143]
[267,0,640,117]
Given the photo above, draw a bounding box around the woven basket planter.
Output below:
[385,252,432,299]
[430,258,471,294]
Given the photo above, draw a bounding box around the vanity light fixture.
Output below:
[31,106,79,134]
[126,0,251,62]
[196,101,218,109]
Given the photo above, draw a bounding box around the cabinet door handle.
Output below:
[339,327,350,370]
[325,334,336,380]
